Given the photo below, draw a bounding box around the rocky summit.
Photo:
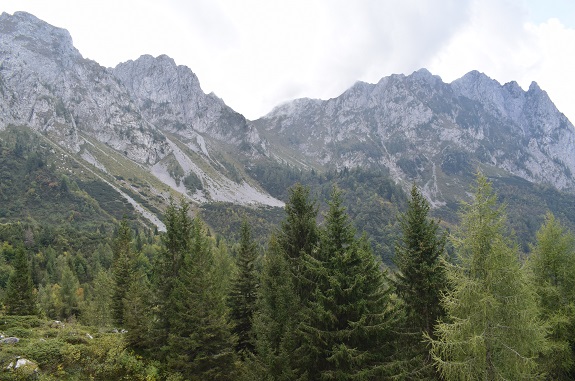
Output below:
[1,11,574,226]
[254,68,575,205]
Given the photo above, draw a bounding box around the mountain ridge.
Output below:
[1,11,574,232]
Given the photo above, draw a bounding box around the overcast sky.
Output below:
[2,0,575,123]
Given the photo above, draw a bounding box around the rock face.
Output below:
[0,11,282,213]
[254,68,575,202]
[0,11,169,164]
[113,55,265,154]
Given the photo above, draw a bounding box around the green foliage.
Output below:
[429,173,547,380]
[530,213,575,379]
[295,187,401,380]
[183,171,203,193]
[111,218,136,327]
[251,235,297,381]
[393,184,447,379]
[228,219,259,357]
[4,247,37,316]
[166,216,237,380]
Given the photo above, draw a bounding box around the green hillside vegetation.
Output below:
[1,175,574,380]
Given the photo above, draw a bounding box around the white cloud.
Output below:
[428,0,575,123]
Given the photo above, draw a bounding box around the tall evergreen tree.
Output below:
[277,183,320,301]
[5,246,37,315]
[123,261,152,353]
[295,187,400,380]
[394,184,447,379]
[166,216,236,380]
[229,218,259,358]
[111,218,136,327]
[252,234,298,381]
[429,173,547,380]
[530,213,575,379]
[252,184,319,380]
[153,199,192,352]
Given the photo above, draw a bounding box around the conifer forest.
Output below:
[1,173,574,381]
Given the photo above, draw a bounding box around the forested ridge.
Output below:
[1,173,575,380]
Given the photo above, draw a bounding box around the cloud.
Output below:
[428,0,575,123]
[188,0,474,119]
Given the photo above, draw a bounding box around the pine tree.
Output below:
[166,217,237,380]
[229,218,259,358]
[429,173,547,380]
[530,213,575,379]
[394,184,446,379]
[295,187,400,380]
[5,246,37,315]
[81,269,113,327]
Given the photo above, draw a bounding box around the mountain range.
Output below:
[1,11,574,243]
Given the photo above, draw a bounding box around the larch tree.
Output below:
[429,173,547,380]
[394,184,447,379]
[530,212,575,379]
[5,246,37,315]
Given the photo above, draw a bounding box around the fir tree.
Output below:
[394,184,446,379]
[530,213,575,379]
[229,218,259,358]
[429,173,547,380]
[295,187,400,380]
[5,246,37,315]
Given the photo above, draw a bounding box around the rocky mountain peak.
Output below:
[0,11,79,69]
[258,69,575,198]
[113,54,265,153]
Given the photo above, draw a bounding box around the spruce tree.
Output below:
[166,217,236,380]
[252,234,298,381]
[295,187,400,380]
[153,199,192,352]
[253,183,320,379]
[277,183,319,301]
[530,213,575,379]
[394,184,446,379]
[123,261,152,353]
[5,247,37,315]
[229,218,259,358]
[111,218,136,327]
[429,173,547,380]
